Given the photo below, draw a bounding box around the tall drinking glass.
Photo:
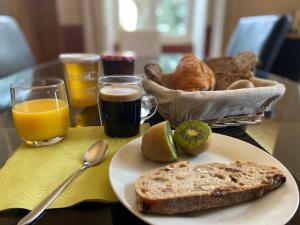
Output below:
[59,53,100,126]
[10,78,70,146]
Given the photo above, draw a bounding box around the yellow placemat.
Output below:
[0,125,149,211]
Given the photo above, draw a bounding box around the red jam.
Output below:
[101,52,136,75]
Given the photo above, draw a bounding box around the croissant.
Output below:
[172,54,215,91]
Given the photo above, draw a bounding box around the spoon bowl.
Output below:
[84,139,108,166]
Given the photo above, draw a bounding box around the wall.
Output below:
[55,0,82,26]
[0,0,11,14]
[55,0,83,53]
[0,0,85,63]
[0,0,62,63]
[222,0,300,52]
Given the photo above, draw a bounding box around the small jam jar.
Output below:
[101,52,136,75]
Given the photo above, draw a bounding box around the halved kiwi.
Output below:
[141,121,178,162]
[174,120,212,155]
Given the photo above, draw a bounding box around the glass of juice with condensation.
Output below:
[10,78,70,146]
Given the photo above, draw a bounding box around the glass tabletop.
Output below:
[0,56,299,225]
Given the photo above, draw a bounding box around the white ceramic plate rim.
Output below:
[109,133,299,225]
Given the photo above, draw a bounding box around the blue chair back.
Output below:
[226,15,291,71]
[0,16,35,77]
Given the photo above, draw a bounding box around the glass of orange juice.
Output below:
[10,78,70,146]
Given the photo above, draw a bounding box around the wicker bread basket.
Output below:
[142,76,285,128]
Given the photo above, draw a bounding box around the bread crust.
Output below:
[206,52,257,90]
[135,161,286,215]
[144,63,166,87]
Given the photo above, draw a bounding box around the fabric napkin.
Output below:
[0,125,149,211]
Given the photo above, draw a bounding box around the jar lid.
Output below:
[101,51,136,61]
[59,53,100,63]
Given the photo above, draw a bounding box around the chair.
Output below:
[120,30,161,57]
[0,15,35,77]
[270,35,300,82]
[226,15,292,71]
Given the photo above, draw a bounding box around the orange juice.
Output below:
[64,63,98,108]
[12,98,69,141]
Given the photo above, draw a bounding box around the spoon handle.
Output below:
[17,166,88,225]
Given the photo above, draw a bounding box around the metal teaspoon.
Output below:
[17,139,108,225]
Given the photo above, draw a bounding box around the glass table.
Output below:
[0,57,299,225]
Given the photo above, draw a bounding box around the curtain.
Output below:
[81,0,117,53]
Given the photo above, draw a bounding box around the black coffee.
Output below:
[99,86,141,137]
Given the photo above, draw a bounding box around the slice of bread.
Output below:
[135,161,286,215]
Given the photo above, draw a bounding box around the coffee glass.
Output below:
[98,76,157,137]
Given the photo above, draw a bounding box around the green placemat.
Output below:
[0,125,149,211]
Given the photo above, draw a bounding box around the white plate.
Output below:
[109,133,299,225]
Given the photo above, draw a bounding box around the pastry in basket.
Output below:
[144,52,258,91]
[144,63,167,87]
[206,51,258,90]
[142,52,285,127]
[144,54,215,92]
[135,161,286,215]
[172,54,215,91]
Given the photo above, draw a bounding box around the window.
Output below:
[118,0,193,44]
[156,0,188,36]
[118,0,138,32]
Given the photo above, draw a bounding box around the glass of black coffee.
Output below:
[98,76,157,137]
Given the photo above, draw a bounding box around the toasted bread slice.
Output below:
[135,161,286,215]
